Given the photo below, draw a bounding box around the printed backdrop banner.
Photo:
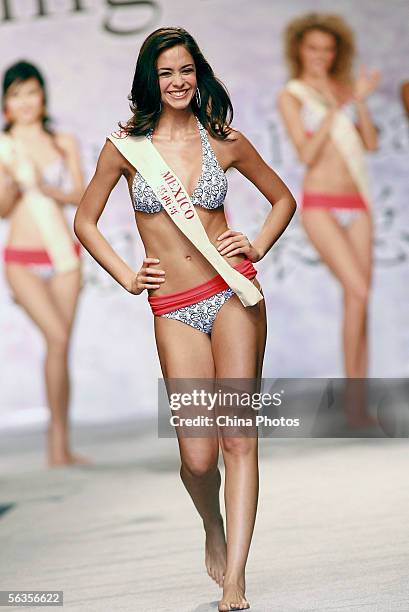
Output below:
[1,0,408,428]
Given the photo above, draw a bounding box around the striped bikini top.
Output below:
[131,116,228,214]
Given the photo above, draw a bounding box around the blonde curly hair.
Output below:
[284,12,355,83]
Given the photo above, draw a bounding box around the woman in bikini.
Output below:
[0,61,87,467]
[278,13,380,381]
[74,27,296,611]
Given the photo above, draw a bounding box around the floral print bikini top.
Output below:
[131,116,228,214]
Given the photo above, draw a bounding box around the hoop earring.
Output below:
[195,88,201,108]
[158,101,162,113]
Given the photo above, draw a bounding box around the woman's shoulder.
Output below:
[206,125,250,168]
[223,125,242,142]
[278,78,305,100]
[95,137,133,177]
[54,131,80,154]
[214,126,246,151]
[280,78,303,93]
[0,132,13,146]
[277,83,303,111]
[205,124,241,150]
[219,127,255,156]
[0,132,14,161]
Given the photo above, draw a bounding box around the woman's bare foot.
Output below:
[66,452,92,465]
[47,452,92,468]
[204,514,227,587]
[347,413,378,429]
[345,405,378,430]
[218,578,250,611]
[47,423,92,467]
[48,452,70,468]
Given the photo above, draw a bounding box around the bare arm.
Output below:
[38,133,86,206]
[74,141,165,294]
[277,90,337,166]
[74,140,137,291]
[354,100,378,151]
[0,163,21,219]
[352,67,381,151]
[217,130,296,262]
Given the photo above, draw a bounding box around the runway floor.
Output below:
[1,420,408,612]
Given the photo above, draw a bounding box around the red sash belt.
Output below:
[149,258,257,315]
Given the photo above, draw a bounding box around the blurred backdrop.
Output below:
[1,0,408,428]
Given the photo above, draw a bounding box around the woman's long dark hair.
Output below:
[2,60,52,133]
[120,27,234,139]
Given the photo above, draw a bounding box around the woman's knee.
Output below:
[220,436,257,458]
[46,326,70,354]
[180,455,219,479]
[343,277,371,307]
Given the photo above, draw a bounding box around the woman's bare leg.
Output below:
[5,264,81,466]
[209,284,266,611]
[48,268,86,463]
[342,213,375,426]
[345,213,373,377]
[154,316,227,586]
[301,210,371,377]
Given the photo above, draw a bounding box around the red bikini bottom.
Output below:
[148,258,257,316]
[4,242,81,265]
[301,192,368,210]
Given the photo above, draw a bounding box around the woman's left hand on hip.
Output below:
[216,229,262,262]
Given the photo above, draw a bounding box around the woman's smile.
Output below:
[167,89,190,100]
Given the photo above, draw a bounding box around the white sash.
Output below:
[108,129,263,308]
[0,135,80,273]
[285,79,372,208]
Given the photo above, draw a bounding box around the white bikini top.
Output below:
[287,79,357,133]
[41,156,73,191]
[301,99,356,133]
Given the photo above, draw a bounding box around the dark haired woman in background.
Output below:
[278,13,380,383]
[75,28,295,610]
[0,61,88,466]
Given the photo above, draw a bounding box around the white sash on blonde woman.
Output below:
[108,129,263,308]
[0,134,80,273]
[285,79,372,208]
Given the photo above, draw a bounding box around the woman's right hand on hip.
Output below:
[128,257,166,295]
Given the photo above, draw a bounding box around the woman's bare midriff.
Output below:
[5,200,75,249]
[134,205,247,296]
[303,136,361,194]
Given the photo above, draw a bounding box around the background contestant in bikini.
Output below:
[0,61,87,467]
[278,13,380,381]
